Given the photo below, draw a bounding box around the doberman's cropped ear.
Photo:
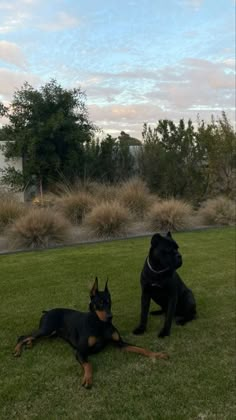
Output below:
[151,233,162,247]
[104,277,109,293]
[166,231,172,239]
[90,277,98,297]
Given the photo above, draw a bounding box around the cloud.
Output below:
[146,58,236,109]
[88,101,235,139]
[178,0,204,11]
[222,58,235,70]
[0,68,40,100]
[88,103,164,128]
[0,12,32,34]
[0,53,234,139]
[84,86,121,103]
[0,0,38,33]
[182,58,235,91]
[85,56,235,137]
[39,12,80,31]
[0,41,26,68]
[82,57,235,110]
[0,2,14,10]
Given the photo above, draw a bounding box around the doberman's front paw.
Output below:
[82,374,93,389]
[133,325,146,335]
[13,344,22,357]
[158,328,170,338]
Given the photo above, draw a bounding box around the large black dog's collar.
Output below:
[146,257,170,275]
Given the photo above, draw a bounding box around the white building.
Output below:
[0,142,24,201]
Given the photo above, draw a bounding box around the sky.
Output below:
[0,0,235,139]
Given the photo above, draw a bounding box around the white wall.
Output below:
[0,142,24,201]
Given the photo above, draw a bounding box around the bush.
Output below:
[84,201,130,237]
[53,178,94,196]
[198,196,235,226]
[9,208,70,249]
[57,192,95,225]
[148,199,192,231]
[118,178,153,219]
[89,182,119,202]
[0,198,24,232]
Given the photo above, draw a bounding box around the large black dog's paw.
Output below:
[133,325,146,335]
[158,328,170,338]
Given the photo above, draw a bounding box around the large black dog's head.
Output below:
[149,232,182,272]
[89,277,112,322]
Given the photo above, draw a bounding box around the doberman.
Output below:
[14,277,168,388]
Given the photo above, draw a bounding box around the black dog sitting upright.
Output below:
[14,277,168,388]
[133,232,196,338]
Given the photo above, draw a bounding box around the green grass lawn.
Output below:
[0,228,235,420]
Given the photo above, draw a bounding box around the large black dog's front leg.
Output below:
[133,288,151,335]
[158,295,177,338]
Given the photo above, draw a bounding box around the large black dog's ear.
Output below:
[104,277,109,293]
[166,231,172,239]
[151,233,162,247]
[90,277,98,297]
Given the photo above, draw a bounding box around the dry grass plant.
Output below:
[0,188,16,201]
[53,178,98,196]
[118,178,153,219]
[9,208,70,249]
[56,191,95,225]
[84,201,130,237]
[54,180,119,203]
[89,182,119,202]
[148,198,193,231]
[198,196,235,226]
[0,197,24,232]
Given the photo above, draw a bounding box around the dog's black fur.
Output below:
[133,232,196,338]
[14,277,168,388]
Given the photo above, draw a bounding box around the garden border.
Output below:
[0,225,224,256]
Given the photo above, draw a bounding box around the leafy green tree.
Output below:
[0,80,95,195]
[139,122,166,192]
[197,112,236,197]
[97,135,118,182]
[141,119,207,201]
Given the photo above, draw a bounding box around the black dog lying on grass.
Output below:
[133,232,197,338]
[14,277,168,389]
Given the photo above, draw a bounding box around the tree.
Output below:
[139,122,166,192]
[197,112,236,197]
[141,119,208,201]
[97,135,118,182]
[0,80,95,195]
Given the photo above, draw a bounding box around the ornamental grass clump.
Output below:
[198,196,235,226]
[89,182,119,202]
[0,198,24,232]
[57,192,95,225]
[84,201,130,237]
[118,178,153,219]
[9,208,70,249]
[148,199,192,231]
